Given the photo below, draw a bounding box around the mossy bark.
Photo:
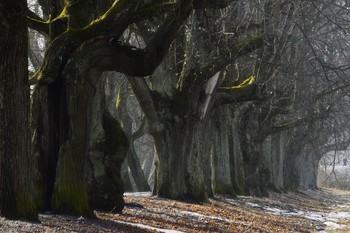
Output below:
[0,0,38,220]
[30,0,194,216]
[32,76,69,211]
[51,81,94,217]
[33,54,130,216]
[51,141,92,216]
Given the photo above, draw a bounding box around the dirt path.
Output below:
[1,189,350,232]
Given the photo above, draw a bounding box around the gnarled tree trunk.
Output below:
[33,61,129,216]
[86,77,128,212]
[152,116,213,201]
[0,0,38,220]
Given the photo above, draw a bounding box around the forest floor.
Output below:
[1,188,350,232]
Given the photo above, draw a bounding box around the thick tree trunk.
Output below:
[51,79,93,217]
[33,69,128,216]
[268,133,286,190]
[152,119,212,201]
[283,136,305,190]
[0,0,38,220]
[229,108,247,195]
[32,77,68,211]
[212,107,237,197]
[298,151,319,190]
[238,106,270,197]
[30,0,195,215]
[86,78,128,212]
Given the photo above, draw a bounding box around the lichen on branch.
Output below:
[219,75,256,93]
[67,0,131,40]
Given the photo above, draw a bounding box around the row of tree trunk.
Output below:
[147,102,321,201]
[1,1,333,221]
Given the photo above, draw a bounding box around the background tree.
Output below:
[257,0,350,191]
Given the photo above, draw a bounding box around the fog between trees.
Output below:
[1,0,350,220]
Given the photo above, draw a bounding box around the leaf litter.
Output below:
[1,188,350,232]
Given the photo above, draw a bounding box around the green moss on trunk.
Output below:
[51,142,94,217]
[212,182,237,198]
[232,178,246,196]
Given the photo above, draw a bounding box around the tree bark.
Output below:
[212,107,237,197]
[298,151,319,190]
[0,0,38,220]
[152,115,213,201]
[50,72,93,216]
[238,104,270,197]
[268,133,285,190]
[229,107,247,195]
[86,78,128,211]
[282,132,306,190]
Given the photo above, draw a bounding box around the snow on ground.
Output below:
[247,196,350,232]
[123,190,350,232]
[124,192,152,197]
[300,211,350,232]
[180,210,241,224]
[110,219,185,233]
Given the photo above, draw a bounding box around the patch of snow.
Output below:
[261,206,348,231]
[181,211,227,222]
[246,202,260,207]
[269,208,349,231]
[180,210,250,227]
[303,211,330,222]
[238,195,251,199]
[263,207,300,216]
[303,211,350,222]
[336,205,350,208]
[233,198,350,232]
[225,198,236,204]
[327,211,350,219]
[124,192,152,197]
[110,219,185,233]
[324,221,343,230]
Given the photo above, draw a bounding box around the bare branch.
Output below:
[26,9,49,36]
